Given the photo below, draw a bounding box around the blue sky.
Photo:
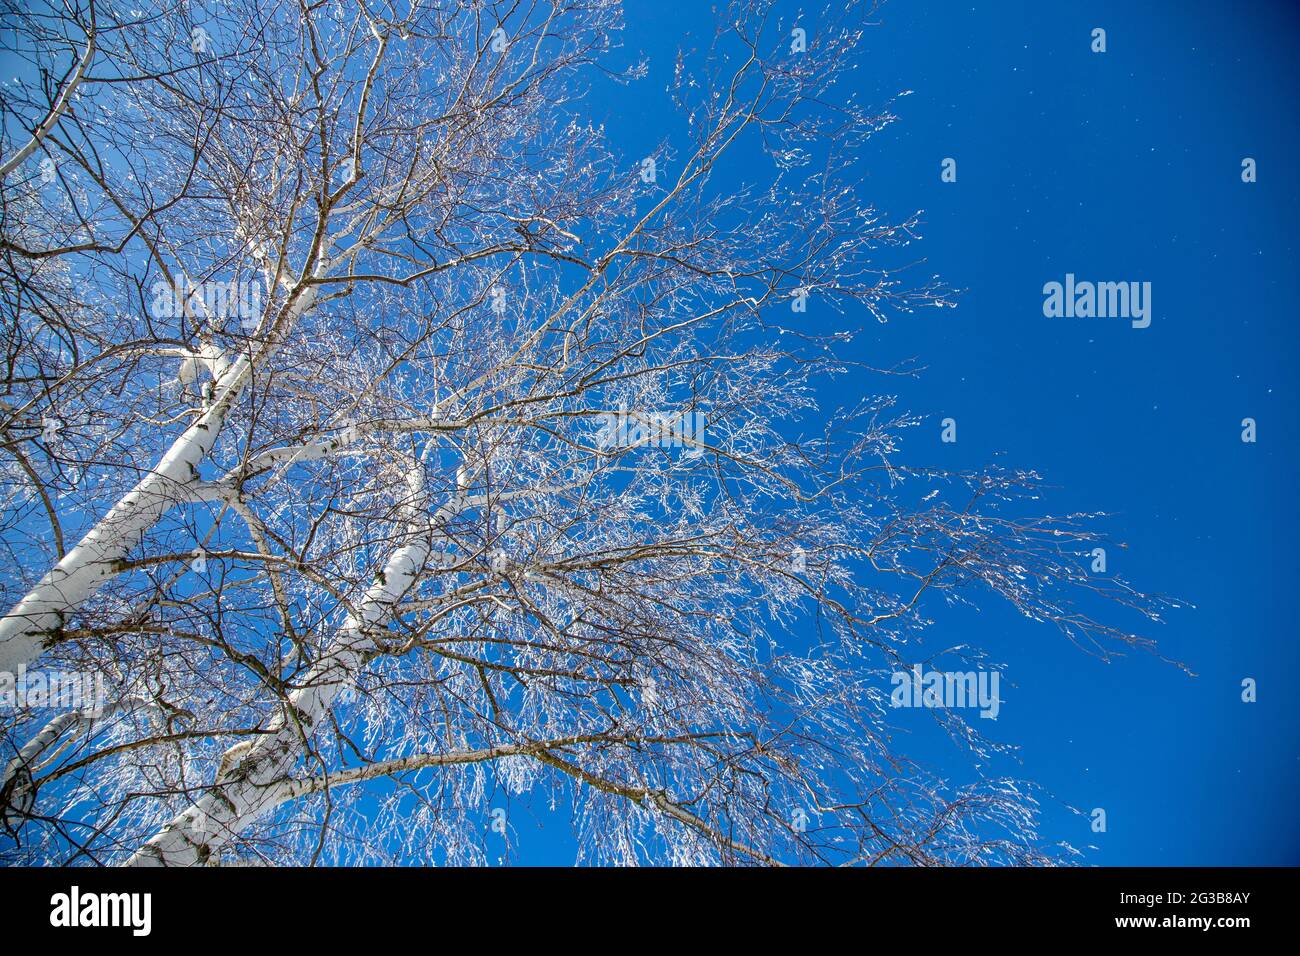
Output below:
[474,0,1300,865]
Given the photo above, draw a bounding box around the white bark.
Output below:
[0,9,95,180]
[0,284,320,681]
[2,696,161,793]
[125,516,428,866]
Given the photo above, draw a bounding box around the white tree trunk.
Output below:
[0,285,319,680]
[124,534,428,866]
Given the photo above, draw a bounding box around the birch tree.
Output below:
[0,0,1172,866]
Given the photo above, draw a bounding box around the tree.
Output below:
[0,0,1171,866]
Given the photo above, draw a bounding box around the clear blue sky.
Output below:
[471,0,1300,865]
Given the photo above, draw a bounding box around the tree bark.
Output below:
[124,534,427,866]
[0,285,320,681]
